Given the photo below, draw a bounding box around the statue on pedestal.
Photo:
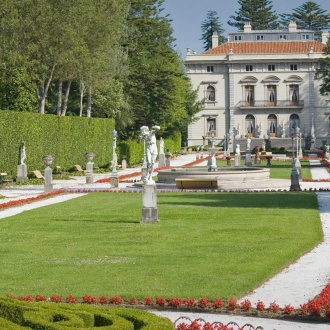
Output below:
[19,141,26,165]
[141,125,160,182]
[246,136,251,151]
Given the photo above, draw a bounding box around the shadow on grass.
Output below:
[159,192,318,210]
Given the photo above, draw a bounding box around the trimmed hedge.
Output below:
[0,111,181,175]
[0,298,174,329]
[0,111,115,176]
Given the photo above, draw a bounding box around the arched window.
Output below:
[245,114,255,137]
[206,85,215,101]
[268,114,277,137]
[289,114,300,136]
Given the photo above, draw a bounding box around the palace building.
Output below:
[185,22,330,151]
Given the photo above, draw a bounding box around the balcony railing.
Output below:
[237,100,304,109]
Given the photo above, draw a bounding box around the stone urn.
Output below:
[42,155,54,167]
[84,152,95,162]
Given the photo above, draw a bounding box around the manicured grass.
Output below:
[0,192,322,300]
[215,159,311,179]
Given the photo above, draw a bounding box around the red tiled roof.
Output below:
[203,41,325,55]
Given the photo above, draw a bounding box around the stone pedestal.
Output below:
[86,162,93,184]
[141,183,158,223]
[110,173,119,188]
[290,164,301,191]
[16,163,28,182]
[158,153,166,168]
[234,154,241,167]
[141,166,148,181]
[44,167,53,193]
[254,147,261,164]
[121,159,127,170]
[245,151,252,166]
[165,153,171,166]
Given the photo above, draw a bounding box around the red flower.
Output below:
[184,298,196,308]
[82,294,97,304]
[198,296,209,308]
[240,299,251,311]
[109,295,123,305]
[143,297,154,306]
[213,298,223,309]
[269,301,279,313]
[66,295,78,303]
[227,298,238,310]
[169,297,182,308]
[128,297,137,305]
[256,300,265,311]
[156,297,167,307]
[284,304,295,314]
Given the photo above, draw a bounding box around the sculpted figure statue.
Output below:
[235,144,240,155]
[246,136,251,151]
[141,125,160,182]
[19,141,26,165]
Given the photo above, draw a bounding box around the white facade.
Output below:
[186,24,330,150]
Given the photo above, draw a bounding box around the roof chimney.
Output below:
[288,21,297,32]
[211,32,219,49]
[244,22,252,33]
[322,32,329,44]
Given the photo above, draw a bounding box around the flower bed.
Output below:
[7,283,330,321]
[0,190,66,210]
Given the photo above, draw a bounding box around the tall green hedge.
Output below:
[0,111,182,176]
[0,111,115,176]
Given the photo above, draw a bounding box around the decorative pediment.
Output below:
[262,75,280,83]
[284,75,303,83]
[239,76,258,84]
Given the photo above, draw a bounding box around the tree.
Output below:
[0,0,128,115]
[315,38,330,95]
[228,0,279,31]
[279,1,330,40]
[200,10,226,51]
[123,0,201,138]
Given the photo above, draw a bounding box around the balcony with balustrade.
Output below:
[236,100,304,110]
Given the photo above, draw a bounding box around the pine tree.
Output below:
[315,38,330,95]
[200,10,226,51]
[228,0,279,31]
[123,0,201,138]
[279,1,330,40]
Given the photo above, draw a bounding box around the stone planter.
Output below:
[84,152,95,162]
[42,155,54,167]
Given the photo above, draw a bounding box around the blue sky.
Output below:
[162,0,330,55]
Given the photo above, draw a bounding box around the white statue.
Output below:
[237,123,241,137]
[235,144,240,154]
[19,141,26,165]
[281,121,286,138]
[141,125,160,182]
[159,137,165,155]
[246,136,251,151]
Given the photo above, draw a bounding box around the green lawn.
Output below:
[0,192,322,300]
[215,159,311,179]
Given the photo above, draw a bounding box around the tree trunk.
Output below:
[57,80,62,116]
[79,80,85,117]
[86,85,92,118]
[61,80,72,116]
[37,64,56,114]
